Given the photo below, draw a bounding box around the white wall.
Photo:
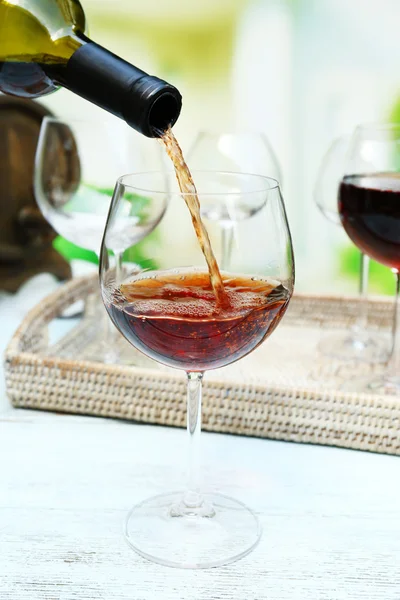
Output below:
[231,0,400,292]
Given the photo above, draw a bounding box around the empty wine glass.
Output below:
[338,123,400,394]
[187,132,281,269]
[314,134,388,363]
[34,117,166,363]
[100,171,294,568]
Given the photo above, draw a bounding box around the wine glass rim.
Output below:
[116,170,280,195]
[41,115,123,126]
[192,130,273,139]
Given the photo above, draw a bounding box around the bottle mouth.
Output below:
[126,76,182,138]
[148,91,182,137]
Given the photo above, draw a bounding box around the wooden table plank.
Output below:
[1,413,399,600]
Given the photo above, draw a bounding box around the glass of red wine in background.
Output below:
[338,124,400,394]
[100,171,294,568]
[187,132,281,270]
[314,135,388,362]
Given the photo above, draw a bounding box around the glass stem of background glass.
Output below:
[100,250,124,364]
[115,250,123,288]
[351,252,369,339]
[101,302,118,363]
[184,372,203,508]
[387,272,400,380]
[221,223,234,270]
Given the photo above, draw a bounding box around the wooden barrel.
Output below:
[0,96,78,292]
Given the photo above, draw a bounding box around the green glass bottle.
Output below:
[0,0,181,136]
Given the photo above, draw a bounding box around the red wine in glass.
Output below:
[338,172,400,271]
[109,270,291,372]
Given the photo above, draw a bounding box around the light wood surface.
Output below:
[1,274,400,599]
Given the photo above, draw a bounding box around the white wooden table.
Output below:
[1,272,400,600]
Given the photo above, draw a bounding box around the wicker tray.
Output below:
[4,274,400,456]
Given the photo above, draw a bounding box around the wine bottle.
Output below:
[0,0,182,137]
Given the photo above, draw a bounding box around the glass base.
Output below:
[83,341,121,365]
[318,331,389,363]
[124,491,261,569]
[87,336,156,367]
[335,359,400,395]
[340,370,400,395]
[367,375,400,395]
[84,292,154,366]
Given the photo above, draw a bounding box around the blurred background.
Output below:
[36,0,400,296]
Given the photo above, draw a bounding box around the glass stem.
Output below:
[387,272,400,380]
[221,224,234,271]
[183,372,203,508]
[352,252,369,337]
[105,250,124,344]
[115,250,123,286]
[100,301,118,364]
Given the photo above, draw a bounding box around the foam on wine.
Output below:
[119,272,280,319]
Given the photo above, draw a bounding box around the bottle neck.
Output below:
[47,38,182,137]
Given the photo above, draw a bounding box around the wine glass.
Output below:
[338,123,400,394]
[34,116,166,363]
[100,171,294,568]
[314,135,388,362]
[187,132,281,269]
